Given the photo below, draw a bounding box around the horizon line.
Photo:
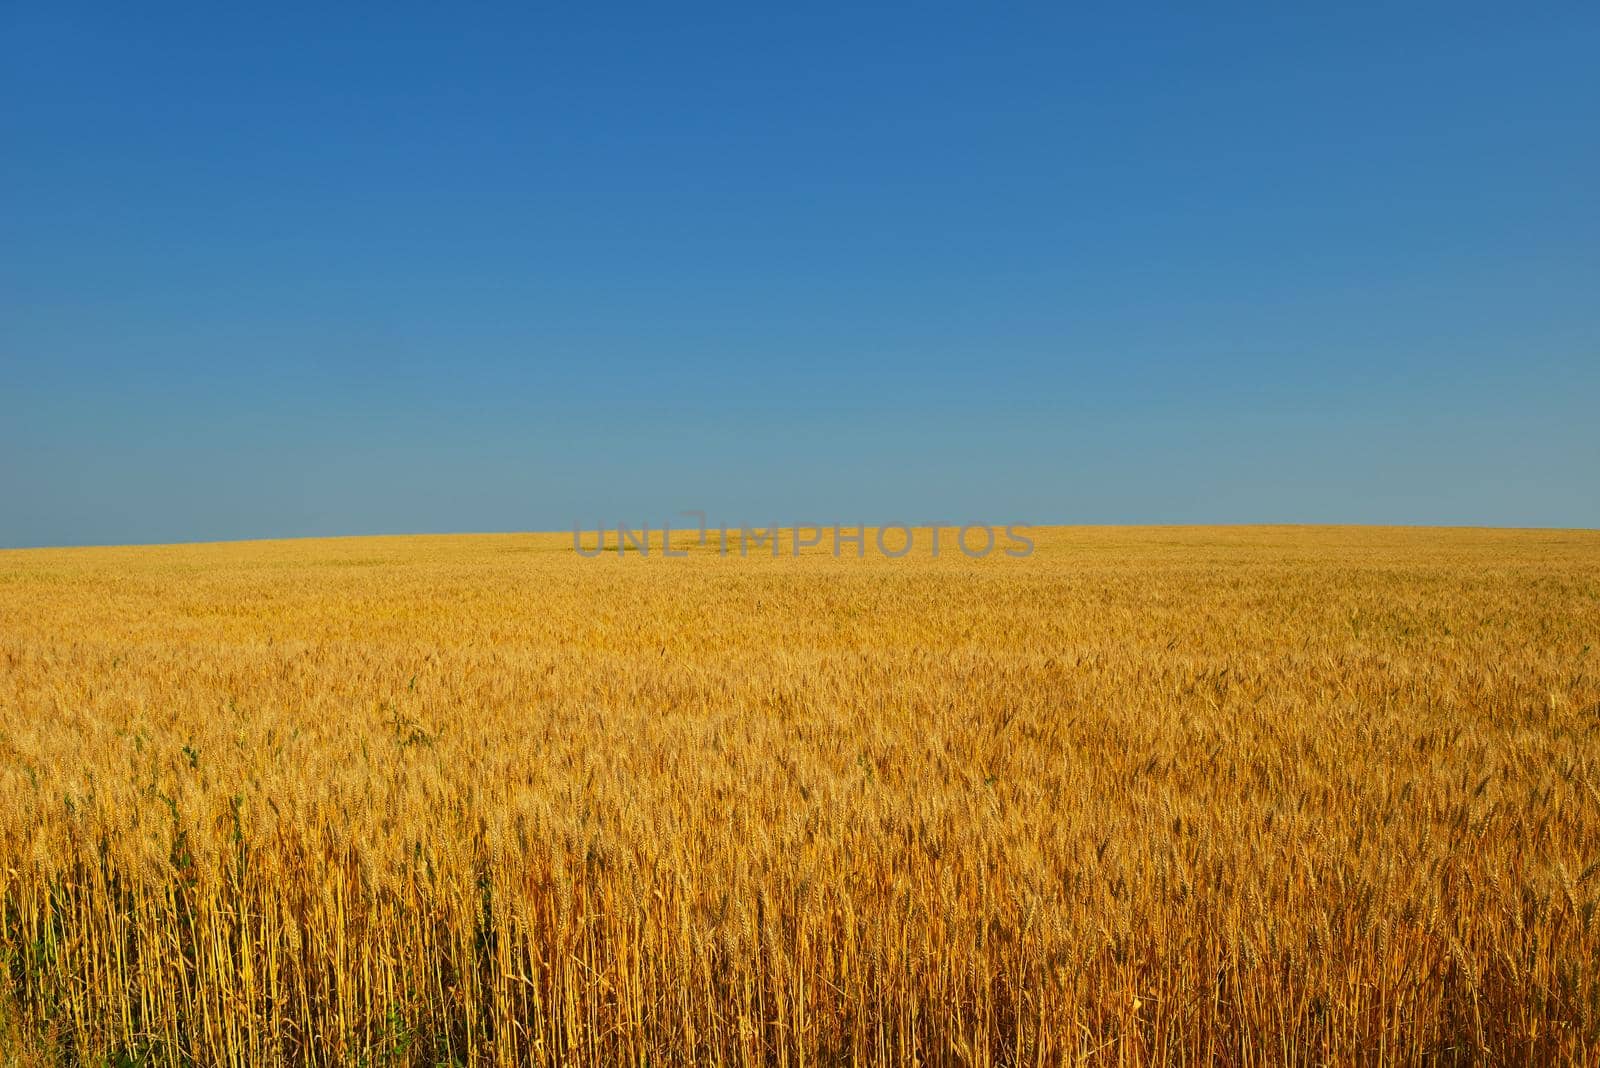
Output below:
[4,520,1598,554]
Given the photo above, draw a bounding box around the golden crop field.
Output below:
[1,526,1597,1066]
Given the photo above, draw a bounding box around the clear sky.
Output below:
[3,4,1596,547]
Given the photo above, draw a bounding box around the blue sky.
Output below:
[3,3,1596,546]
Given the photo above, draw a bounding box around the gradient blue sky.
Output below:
[3,3,1596,547]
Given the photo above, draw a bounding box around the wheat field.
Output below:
[0,526,1596,1065]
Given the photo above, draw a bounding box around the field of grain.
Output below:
[0,526,1597,1065]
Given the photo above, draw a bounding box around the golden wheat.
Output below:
[0,526,1597,1064]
